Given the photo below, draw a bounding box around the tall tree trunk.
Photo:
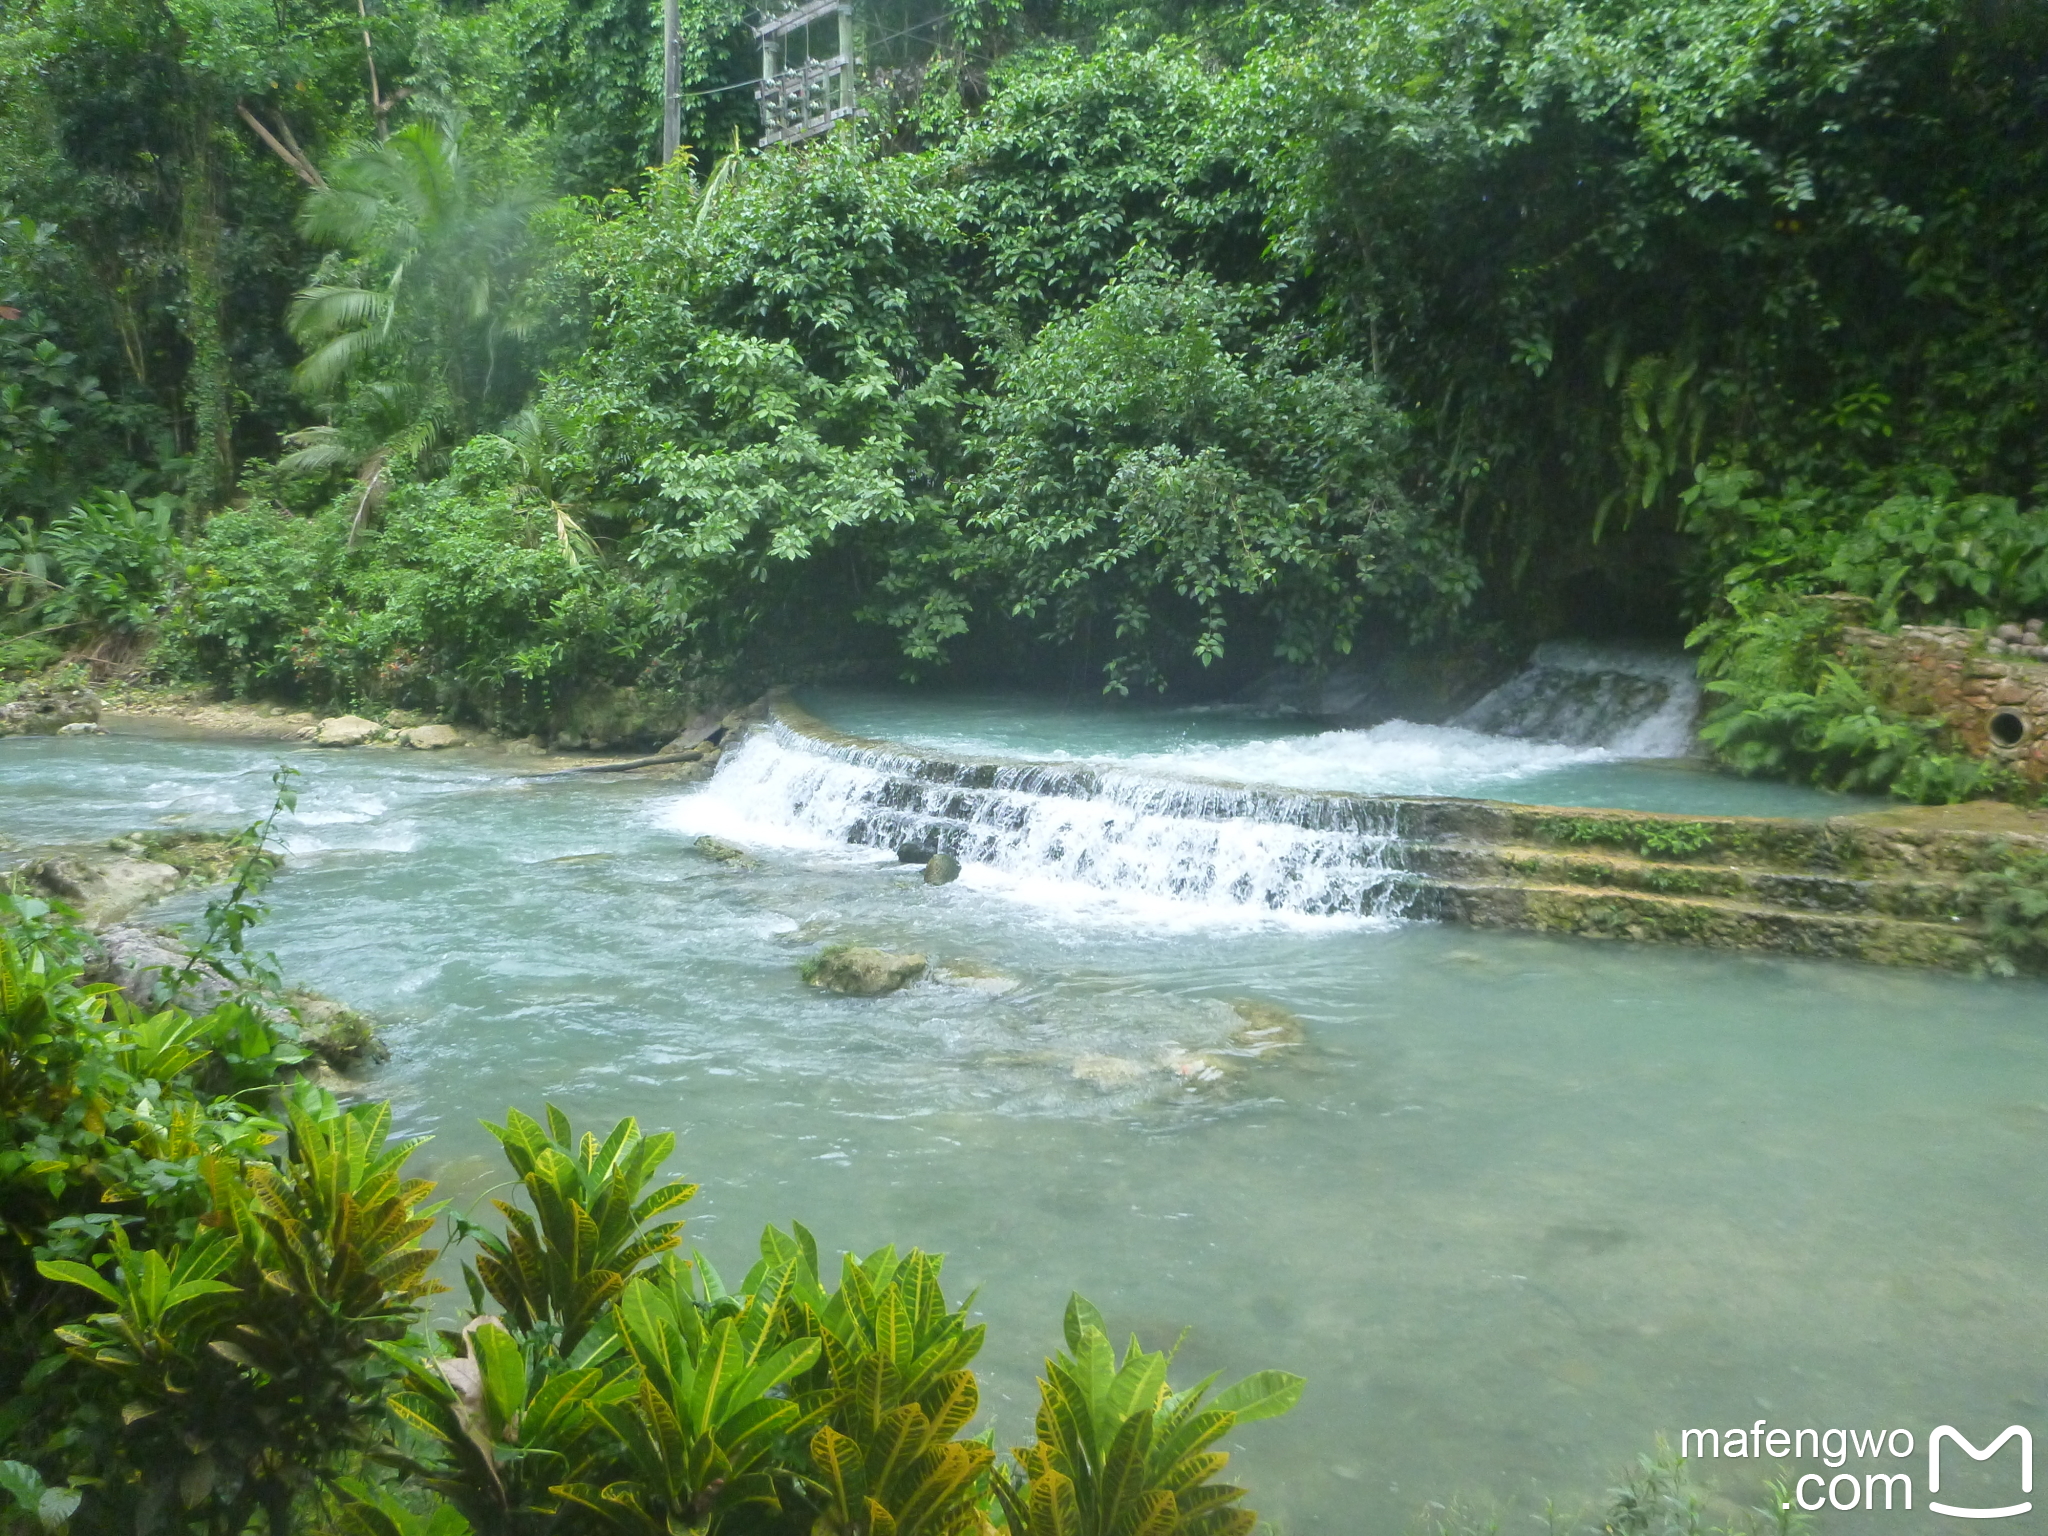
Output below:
[181,96,234,517]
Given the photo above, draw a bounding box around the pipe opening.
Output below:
[1989,710,2027,748]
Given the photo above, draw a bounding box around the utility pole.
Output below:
[661,0,682,164]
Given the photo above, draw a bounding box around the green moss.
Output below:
[798,944,850,986]
[1551,815,1717,861]
[109,830,283,886]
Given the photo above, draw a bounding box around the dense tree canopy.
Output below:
[3,0,2045,767]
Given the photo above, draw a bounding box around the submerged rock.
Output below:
[108,829,278,886]
[24,853,180,926]
[314,714,382,747]
[1071,1053,1151,1088]
[0,684,100,736]
[1158,1049,1229,1084]
[895,842,935,864]
[694,835,759,867]
[923,852,961,885]
[291,992,390,1067]
[803,945,927,996]
[933,959,1019,996]
[1226,999,1307,1055]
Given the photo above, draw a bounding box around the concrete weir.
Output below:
[765,690,2048,972]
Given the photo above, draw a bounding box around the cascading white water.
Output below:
[661,723,1411,923]
[662,644,1706,921]
[1452,640,1702,756]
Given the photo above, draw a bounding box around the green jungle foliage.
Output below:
[1960,847,2048,976]
[2,0,2046,784]
[1,858,1306,1535]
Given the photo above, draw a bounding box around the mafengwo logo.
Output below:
[1679,1422,2033,1517]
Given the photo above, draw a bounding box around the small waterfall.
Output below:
[666,723,1413,922]
[1453,641,1702,757]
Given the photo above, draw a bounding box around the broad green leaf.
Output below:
[1208,1369,1305,1424]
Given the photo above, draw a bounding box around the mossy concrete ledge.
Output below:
[766,689,2048,973]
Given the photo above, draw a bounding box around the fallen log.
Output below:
[512,749,707,780]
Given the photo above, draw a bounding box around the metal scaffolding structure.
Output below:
[754,0,859,146]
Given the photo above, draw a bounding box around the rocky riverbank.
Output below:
[3,831,385,1074]
[5,672,769,778]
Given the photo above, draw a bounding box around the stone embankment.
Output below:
[1393,798,2042,971]
[1838,618,2048,783]
[0,682,103,735]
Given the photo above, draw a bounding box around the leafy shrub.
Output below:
[0,306,113,519]
[1557,819,1717,860]
[166,503,350,694]
[1683,465,2048,630]
[1686,591,2020,803]
[171,440,675,728]
[0,633,59,676]
[1961,850,2048,975]
[960,269,1472,691]
[0,493,179,646]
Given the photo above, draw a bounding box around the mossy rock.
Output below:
[694,836,759,867]
[551,682,703,751]
[290,992,388,1068]
[110,830,281,886]
[802,945,927,996]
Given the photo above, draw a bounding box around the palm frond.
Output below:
[296,185,385,251]
[288,285,392,345]
[293,325,388,395]
[695,131,751,237]
[276,426,365,476]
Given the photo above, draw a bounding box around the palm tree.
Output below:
[287,119,539,452]
[276,380,430,546]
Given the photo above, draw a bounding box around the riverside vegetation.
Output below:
[1,0,2046,800]
[4,794,1313,1535]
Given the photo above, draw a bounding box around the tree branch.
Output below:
[236,102,326,188]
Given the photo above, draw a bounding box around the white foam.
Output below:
[663,644,1704,927]
[657,730,1405,928]
[1106,719,1610,797]
[1453,641,1702,757]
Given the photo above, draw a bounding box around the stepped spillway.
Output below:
[691,699,1413,921]
[691,691,2046,970]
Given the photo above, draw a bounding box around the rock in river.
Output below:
[0,684,99,736]
[92,924,225,1011]
[401,722,462,750]
[694,836,759,867]
[803,945,927,996]
[314,714,382,747]
[923,852,961,885]
[24,853,180,926]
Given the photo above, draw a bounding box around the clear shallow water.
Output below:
[5,731,2044,1534]
[797,687,1880,819]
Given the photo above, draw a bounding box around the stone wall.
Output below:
[1838,621,2048,783]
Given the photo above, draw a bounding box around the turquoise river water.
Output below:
[4,679,2045,1534]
